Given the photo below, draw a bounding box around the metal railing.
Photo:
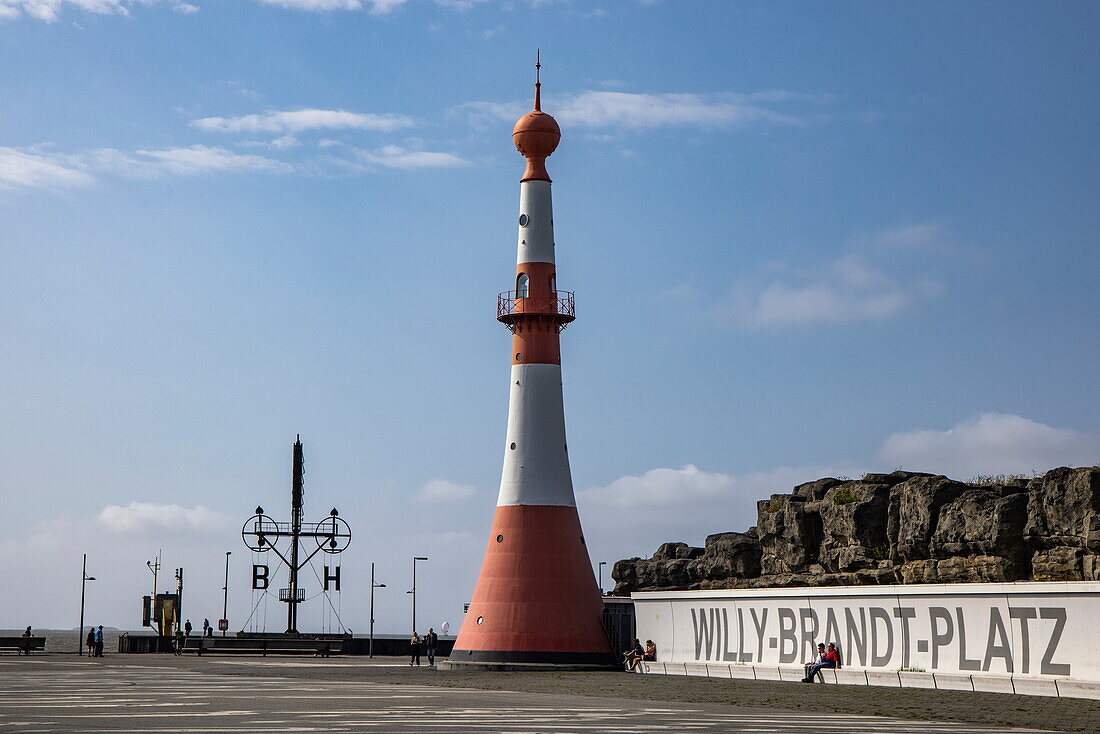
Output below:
[497,289,575,320]
[278,588,306,602]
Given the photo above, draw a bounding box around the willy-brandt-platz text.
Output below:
[686,602,1069,676]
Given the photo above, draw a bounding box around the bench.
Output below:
[0,636,45,655]
[182,638,345,656]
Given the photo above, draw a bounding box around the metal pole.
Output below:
[410,557,427,634]
[598,561,607,594]
[370,563,375,658]
[222,551,231,636]
[78,554,87,656]
[176,568,184,635]
[288,436,304,634]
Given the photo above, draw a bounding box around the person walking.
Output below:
[20,626,32,656]
[93,625,104,657]
[184,619,192,638]
[425,628,438,666]
[85,627,95,656]
[203,619,211,637]
[409,631,422,666]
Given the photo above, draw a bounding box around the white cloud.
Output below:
[353,145,469,170]
[0,0,137,22]
[877,413,1100,479]
[580,463,851,509]
[270,135,300,150]
[97,502,229,535]
[256,0,406,13]
[579,463,855,561]
[417,479,477,503]
[0,146,95,189]
[725,253,920,327]
[461,89,832,132]
[192,109,413,135]
[717,222,948,328]
[85,145,291,177]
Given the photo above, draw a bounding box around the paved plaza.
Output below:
[3,656,1096,733]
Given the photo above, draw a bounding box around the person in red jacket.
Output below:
[802,642,841,682]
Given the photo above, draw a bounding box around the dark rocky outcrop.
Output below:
[612,466,1100,594]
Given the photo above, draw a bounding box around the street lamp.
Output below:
[221,551,231,636]
[369,562,386,658]
[598,561,607,595]
[78,554,96,656]
[408,557,428,634]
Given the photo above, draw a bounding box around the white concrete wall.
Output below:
[632,582,1100,699]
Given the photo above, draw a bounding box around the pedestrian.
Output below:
[21,626,32,656]
[425,627,438,666]
[802,642,841,682]
[184,619,192,638]
[409,631,422,666]
[623,638,644,670]
[203,619,211,637]
[85,627,95,656]
[94,625,104,657]
[803,643,826,681]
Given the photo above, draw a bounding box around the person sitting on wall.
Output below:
[642,640,656,662]
[623,639,644,670]
[803,643,826,680]
[802,642,841,683]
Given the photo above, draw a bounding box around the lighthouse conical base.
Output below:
[448,504,617,668]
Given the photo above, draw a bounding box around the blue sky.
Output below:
[2,1,1098,633]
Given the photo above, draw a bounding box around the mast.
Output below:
[287,435,303,633]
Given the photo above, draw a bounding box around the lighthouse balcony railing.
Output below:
[497,289,575,321]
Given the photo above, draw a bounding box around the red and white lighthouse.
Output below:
[449,64,615,667]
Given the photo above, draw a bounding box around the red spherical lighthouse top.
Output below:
[513,55,559,182]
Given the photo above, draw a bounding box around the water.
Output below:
[1,629,142,654]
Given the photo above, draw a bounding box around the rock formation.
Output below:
[611,466,1100,594]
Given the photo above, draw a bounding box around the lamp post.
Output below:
[408,557,427,634]
[369,562,386,658]
[78,554,96,656]
[221,551,231,636]
[598,561,607,595]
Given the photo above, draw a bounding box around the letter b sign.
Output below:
[252,564,269,590]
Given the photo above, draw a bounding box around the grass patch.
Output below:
[832,487,859,505]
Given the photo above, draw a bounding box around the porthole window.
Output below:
[518,214,529,227]
[476,616,484,625]
[510,442,516,450]
[515,353,522,360]
[496,534,503,543]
